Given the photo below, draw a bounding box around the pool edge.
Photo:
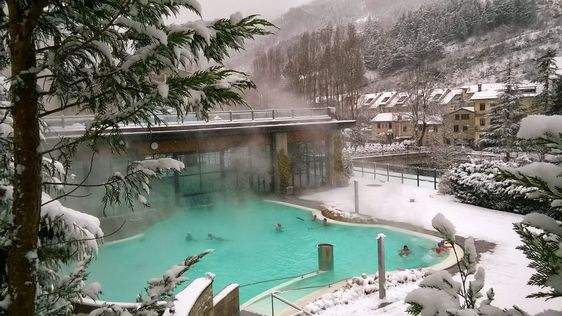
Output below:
[262,199,464,315]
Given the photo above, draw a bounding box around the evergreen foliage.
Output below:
[362,0,538,73]
[0,1,271,314]
[534,48,559,114]
[504,118,562,299]
[478,63,527,160]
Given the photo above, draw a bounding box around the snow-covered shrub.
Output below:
[406,214,519,315]
[302,269,426,315]
[439,160,552,217]
[343,142,406,157]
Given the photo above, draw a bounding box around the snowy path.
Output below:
[300,176,562,314]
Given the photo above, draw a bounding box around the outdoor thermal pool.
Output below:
[87,200,445,304]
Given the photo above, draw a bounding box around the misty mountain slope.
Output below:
[227,0,435,69]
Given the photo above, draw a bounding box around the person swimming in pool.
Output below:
[185,233,193,241]
[399,245,412,257]
[274,223,283,232]
[208,233,226,241]
[322,218,329,226]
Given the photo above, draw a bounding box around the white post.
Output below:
[377,233,386,299]
[354,179,359,214]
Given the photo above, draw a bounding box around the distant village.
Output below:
[356,82,542,147]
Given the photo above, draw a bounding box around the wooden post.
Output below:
[433,168,437,190]
[373,162,376,179]
[416,167,420,187]
[401,168,404,184]
[377,234,386,299]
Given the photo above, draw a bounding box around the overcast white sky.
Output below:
[168,0,314,23]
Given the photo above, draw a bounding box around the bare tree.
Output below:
[402,65,443,146]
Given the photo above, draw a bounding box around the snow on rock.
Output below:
[41,193,103,254]
[517,115,562,139]
[432,213,456,242]
[162,278,212,316]
[303,269,426,315]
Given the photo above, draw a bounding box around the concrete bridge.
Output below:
[43,108,355,214]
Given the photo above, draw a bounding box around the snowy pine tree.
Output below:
[506,115,562,300]
[478,63,527,161]
[534,48,559,114]
[0,1,271,314]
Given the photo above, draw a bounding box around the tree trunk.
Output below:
[7,1,42,315]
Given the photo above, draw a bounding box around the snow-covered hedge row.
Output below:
[439,160,551,216]
[344,142,406,156]
[302,269,426,314]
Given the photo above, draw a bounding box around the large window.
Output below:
[454,125,459,133]
[480,118,486,126]
[289,142,326,189]
[461,114,470,120]
[479,103,486,111]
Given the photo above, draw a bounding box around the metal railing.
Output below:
[270,291,312,316]
[42,108,332,129]
[353,162,444,189]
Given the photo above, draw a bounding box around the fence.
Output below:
[352,161,444,190]
[42,108,332,129]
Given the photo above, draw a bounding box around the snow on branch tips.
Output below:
[41,193,103,257]
[432,212,456,242]
[133,158,185,175]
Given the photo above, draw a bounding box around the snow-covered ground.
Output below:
[300,175,562,314]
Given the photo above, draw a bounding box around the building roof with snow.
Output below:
[372,91,396,109]
[360,93,381,108]
[386,92,409,108]
[440,88,463,105]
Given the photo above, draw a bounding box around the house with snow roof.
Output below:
[371,112,443,145]
[443,107,476,146]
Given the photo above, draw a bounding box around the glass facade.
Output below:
[288,141,327,189]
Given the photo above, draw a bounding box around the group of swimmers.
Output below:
[185,232,226,241]
[273,214,329,232]
[398,240,452,257]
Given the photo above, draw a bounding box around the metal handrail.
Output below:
[42,108,331,128]
[270,291,312,316]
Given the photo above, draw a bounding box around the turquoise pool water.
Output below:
[87,200,443,303]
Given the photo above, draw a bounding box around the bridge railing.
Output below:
[42,108,332,129]
[352,162,444,190]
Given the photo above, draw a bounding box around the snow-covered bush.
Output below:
[406,214,526,315]
[302,269,426,315]
[439,160,552,217]
[343,142,406,156]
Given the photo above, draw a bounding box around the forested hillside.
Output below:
[242,0,562,110]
